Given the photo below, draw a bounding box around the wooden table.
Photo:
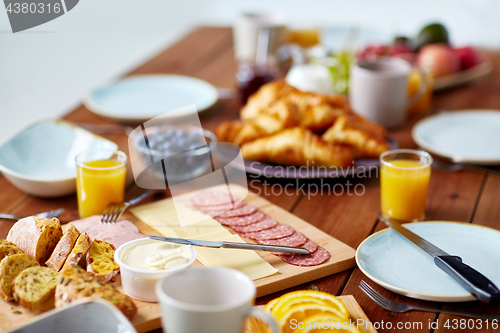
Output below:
[1,27,500,333]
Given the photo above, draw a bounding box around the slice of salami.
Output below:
[277,240,319,256]
[257,232,307,247]
[281,247,330,267]
[216,211,265,226]
[242,224,295,241]
[231,216,278,233]
[197,201,245,214]
[203,204,257,219]
[191,192,239,207]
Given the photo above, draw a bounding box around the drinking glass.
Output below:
[76,150,127,218]
[380,149,432,221]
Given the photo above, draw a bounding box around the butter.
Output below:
[121,240,192,271]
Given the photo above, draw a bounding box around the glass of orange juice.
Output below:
[76,150,127,218]
[380,149,433,222]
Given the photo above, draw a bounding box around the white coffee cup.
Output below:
[349,57,428,128]
[156,267,278,333]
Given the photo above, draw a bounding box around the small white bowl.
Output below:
[115,238,197,302]
[0,119,118,197]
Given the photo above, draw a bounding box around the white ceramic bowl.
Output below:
[115,238,197,302]
[6,299,137,333]
[0,119,118,197]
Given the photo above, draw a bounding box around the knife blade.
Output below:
[148,236,310,255]
[381,215,500,305]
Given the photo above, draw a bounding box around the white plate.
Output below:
[356,221,500,302]
[84,75,218,122]
[0,119,117,197]
[412,110,500,165]
[433,62,492,91]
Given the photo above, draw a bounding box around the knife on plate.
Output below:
[148,236,310,255]
[381,216,500,305]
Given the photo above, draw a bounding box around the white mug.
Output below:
[156,267,278,333]
[349,57,428,128]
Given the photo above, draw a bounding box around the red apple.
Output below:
[454,46,483,70]
[417,43,460,77]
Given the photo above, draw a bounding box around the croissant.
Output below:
[322,114,390,158]
[241,127,354,168]
[241,81,350,132]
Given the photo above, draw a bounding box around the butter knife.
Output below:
[148,236,310,254]
[381,215,500,305]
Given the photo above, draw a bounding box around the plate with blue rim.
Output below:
[356,221,500,302]
[412,110,500,165]
[84,75,219,122]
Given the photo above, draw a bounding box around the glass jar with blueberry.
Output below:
[134,126,216,183]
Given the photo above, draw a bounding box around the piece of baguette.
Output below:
[62,231,91,270]
[0,253,39,301]
[13,266,59,310]
[7,216,63,264]
[45,225,80,271]
[86,239,120,282]
[56,265,137,319]
[0,241,24,262]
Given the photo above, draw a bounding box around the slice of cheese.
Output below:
[131,198,278,280]
[195,234,278,280]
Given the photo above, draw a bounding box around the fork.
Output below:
[101,191,155,224]
[0,208,64,221]
[359,280,500,320]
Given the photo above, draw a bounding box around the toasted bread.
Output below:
[62,231,91,270]
[7,216,63,264]
[13,266,59,310]
[46,225,80,271]
[56,265,137,319]
[0,253,39,301]
[0,241,24,262]
[86,239,120,282]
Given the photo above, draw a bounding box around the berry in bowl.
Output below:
[131,126,216,183]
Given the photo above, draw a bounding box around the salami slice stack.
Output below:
[191,191,330,267]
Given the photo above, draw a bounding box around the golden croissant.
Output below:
[241,127,354,168]
[241,81,350,132]
[322,114,390,158]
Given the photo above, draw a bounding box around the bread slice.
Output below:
[7,216,63,264]
[56,265,137,319]
[0,242,24,262]
[45,225,80,271]
[0,253,39,301]
[62,231,91,270]
[86,239,120,282]
[13,266,59,310]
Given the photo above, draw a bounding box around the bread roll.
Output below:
[7,216,63,264]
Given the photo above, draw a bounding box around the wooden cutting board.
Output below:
[0,184,355,332]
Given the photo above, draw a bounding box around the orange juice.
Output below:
[76,159,126,218]
[381,160,431,221]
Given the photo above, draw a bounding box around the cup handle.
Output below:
[407,67,428,106]
[247,307,279,333]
